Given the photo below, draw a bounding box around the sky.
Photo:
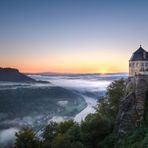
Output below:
[0,0,148,73]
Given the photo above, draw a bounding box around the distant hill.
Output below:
[0,68,36,82]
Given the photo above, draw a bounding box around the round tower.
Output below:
[129,45,148,76]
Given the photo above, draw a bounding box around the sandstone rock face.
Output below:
[115,75,148,136]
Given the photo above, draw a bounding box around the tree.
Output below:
[15,127,39,148]
[51,133,71,148]
[43,121,58,142]
[58,120,75,134]
[66,123,81,141]
[80,113,112,148]
[52,133,84,148]
[97,78,126,121]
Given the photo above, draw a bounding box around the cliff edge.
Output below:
[115,75,148,136]
[0,67,36,82]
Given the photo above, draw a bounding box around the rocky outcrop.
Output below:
[115,75,148,136]
[0,68,36,82]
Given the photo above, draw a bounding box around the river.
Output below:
[30,73,127,122]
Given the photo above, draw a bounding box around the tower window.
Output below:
[143,52,146,59]
[146,63,148,67]
[136,63,138,67]
[132,63,135,67]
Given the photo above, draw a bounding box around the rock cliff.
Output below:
[115,75,148,136]
[0,67,36,82]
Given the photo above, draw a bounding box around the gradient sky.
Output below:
[1,0,148,73]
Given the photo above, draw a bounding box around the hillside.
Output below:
[0,68,35,82]
[0,86,86,130]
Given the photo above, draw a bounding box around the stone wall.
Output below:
[129,61,148,77]
[115,75,148,136]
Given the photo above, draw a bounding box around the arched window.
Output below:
[132,63,135,68]
[136,63,138,67]
[145,63,148,67]
[143,52,146,59]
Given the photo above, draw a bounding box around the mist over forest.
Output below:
[0,73,127,146]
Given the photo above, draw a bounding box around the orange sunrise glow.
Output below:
[0,50,128,73]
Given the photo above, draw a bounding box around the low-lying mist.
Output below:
[0,73,127,147]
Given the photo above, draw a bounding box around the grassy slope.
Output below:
[0,86,87,125]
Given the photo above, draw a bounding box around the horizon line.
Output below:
[24,71,128,75]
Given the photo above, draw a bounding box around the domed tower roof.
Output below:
[130,45,148,61]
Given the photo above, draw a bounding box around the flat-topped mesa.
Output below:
[0,67,36,82]
[129,45,148,77]
[0,67,19,73]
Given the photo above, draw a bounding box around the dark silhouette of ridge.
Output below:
[0,67,36,82]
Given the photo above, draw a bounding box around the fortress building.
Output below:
[129,45,148,76]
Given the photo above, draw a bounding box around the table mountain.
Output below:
[0,68,36,82]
